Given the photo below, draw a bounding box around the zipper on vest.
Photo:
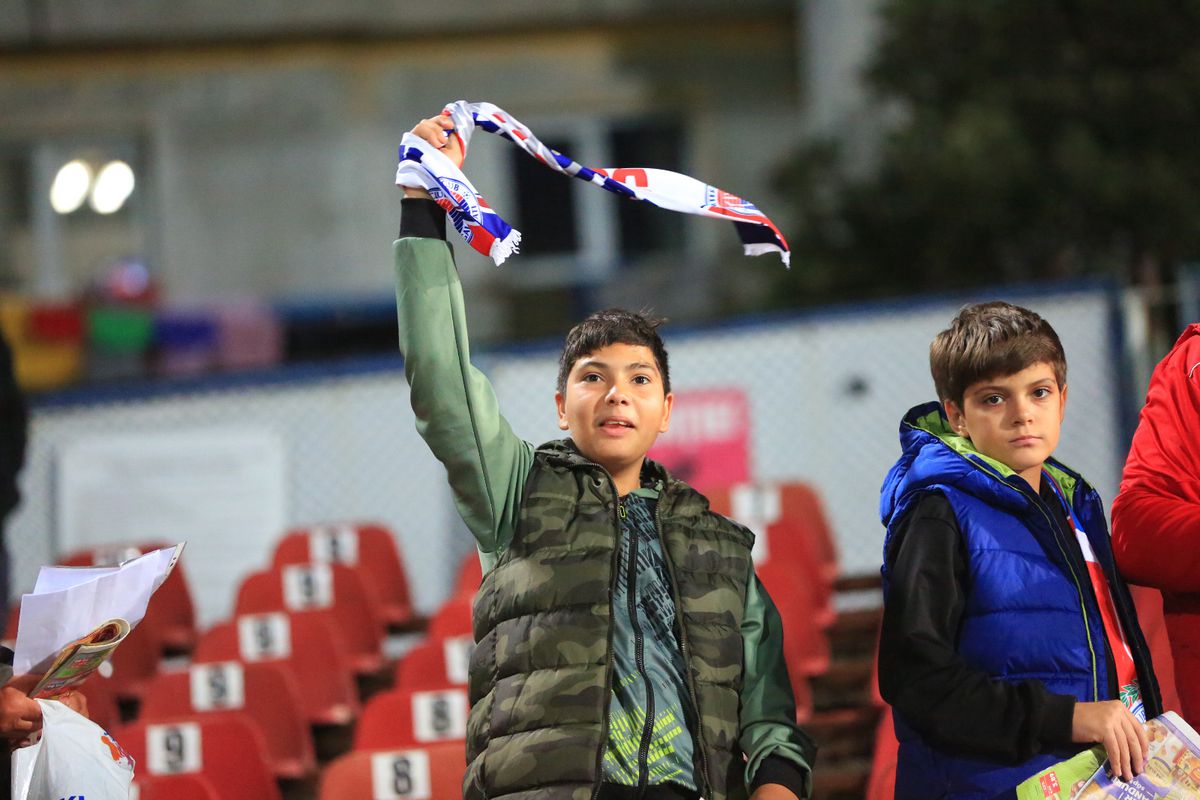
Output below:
[911,423,1102,703]
[654,496,712,799]
[590,471,622,800]
[1015,477,1102,701]
[621,499,658,794]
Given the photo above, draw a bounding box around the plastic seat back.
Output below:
[425,595,474,642]
[709,482,835,626]
[106,620,163,703]
[141,661,315,779]
[756,560,830,681]
[354,687,469,751]
[320,742,466,800]
[393,637,473,690]
[1130,585,1181,713]
[865,712,899,800]
[273,521,417,628]
[133,772,223,800]
[115,715,280,800]
[193,613,359,726]
[454,553,483,597]
[233,564,384,674]
[80,673,122,734]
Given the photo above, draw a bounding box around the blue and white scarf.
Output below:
[396,101,790,267]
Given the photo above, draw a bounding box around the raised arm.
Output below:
[395,115,533,554]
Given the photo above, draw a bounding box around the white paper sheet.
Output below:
[12,544,184,675]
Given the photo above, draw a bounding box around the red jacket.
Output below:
[1112,323,1200,724]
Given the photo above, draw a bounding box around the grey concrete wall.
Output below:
[2,0,791,46]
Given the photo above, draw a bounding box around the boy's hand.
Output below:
[750,785,800,800]
[0,686,42,738]
[1071,700,1148,782]
[405,113,465,199]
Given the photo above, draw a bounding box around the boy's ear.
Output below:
[943,399,967,436]
[658,392,674,434]
[555,391,570,431]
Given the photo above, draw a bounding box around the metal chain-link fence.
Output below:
[6,283,1144,624]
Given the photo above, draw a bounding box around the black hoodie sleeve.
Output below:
[0,331,27,519]
[879,492,1076,763]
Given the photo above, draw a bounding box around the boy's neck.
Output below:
[611,460,645,497]
[1018,464,1043,493]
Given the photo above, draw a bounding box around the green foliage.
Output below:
[774,0,1200,305]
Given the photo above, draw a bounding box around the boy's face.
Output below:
[943,361,1067,487]
[555,342,673,488]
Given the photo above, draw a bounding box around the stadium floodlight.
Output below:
[89,160,135,215]
[49,159,93,214]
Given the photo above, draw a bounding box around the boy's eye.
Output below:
[582,373,603,383]
[983,394,1004,406]
[1032,387,1052,399]
[632,375,651,385]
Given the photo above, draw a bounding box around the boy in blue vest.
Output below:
[878,301,1161,800]
[395,113,814,800]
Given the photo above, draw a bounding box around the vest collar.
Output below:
[884,402,1086,526]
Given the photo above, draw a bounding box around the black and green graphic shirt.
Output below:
[603,487,698,790]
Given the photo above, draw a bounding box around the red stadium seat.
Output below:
[354,687,469,751]
[394,637,473,690]
[756,560,831,681]
[272,522,417,629]
[80,673,122,734]
[115,716,281,800]
[133,773,223,800]
[454,553,483,597]
[1131,585,1182,714]
[319,742,466,800]
[193,613,359,727]
[708,482,837,627]
[58,542,197,654]
[425,596,473,642]
[865,712,899,800]
[234,563,385,675]
[140,661,315,779]
[105,619,163,704]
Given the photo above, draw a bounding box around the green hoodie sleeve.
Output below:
[393,234,534,555]
[739,569,817,798]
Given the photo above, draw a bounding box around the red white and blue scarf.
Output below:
[396,100,790,267]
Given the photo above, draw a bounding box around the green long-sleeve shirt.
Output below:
[393,208,814,797]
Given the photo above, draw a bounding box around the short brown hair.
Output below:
[930,301,1067,407]
[557,309,670,396]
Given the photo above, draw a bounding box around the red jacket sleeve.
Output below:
[1112,324,1200,594]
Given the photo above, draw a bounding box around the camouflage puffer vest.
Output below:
[463,440,754,800]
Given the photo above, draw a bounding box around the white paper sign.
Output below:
[310,525,359,565]
[412,689,468,742]
[443,636,473,686]
[731,484,780,563]
[282,563,333,610]
[370,749,432,799]
[237,613,292,661]
[190,662,246,711]
[146,722,202,774]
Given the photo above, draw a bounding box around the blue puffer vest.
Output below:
[879,403,1161,800]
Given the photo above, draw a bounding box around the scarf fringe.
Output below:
[489,231,522,266]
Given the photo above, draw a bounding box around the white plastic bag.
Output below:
[11,699,135,800]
